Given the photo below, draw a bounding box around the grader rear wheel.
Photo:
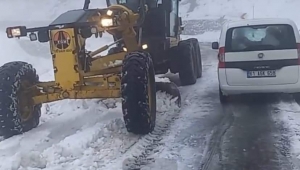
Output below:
[121,51,156,135]
[189,38,203,78]
[0,61,41,138]
[178,40,198,86]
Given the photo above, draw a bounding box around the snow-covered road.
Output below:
[2,32,300,170]
[0,43,221,170]
[3,0,300,169]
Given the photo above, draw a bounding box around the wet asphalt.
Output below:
[215,96,295,170]
[194,43,299,170]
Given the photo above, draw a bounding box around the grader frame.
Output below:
[7,4,144,105]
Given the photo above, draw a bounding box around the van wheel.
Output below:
[178,40,197,86]
[188,38,202,78]
[293,92,300,102]
[219,87,229,104]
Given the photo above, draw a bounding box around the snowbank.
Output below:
[180,0,300,25]
[181,31,220,43]
[180,0,300,42]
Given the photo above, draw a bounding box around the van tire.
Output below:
[219,87,229,104]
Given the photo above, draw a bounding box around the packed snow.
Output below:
[272,101,300,161]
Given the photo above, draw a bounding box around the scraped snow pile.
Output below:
[0,92,180,170]
[180,0,300,42]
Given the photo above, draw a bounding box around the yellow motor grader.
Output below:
[1,0,202,138]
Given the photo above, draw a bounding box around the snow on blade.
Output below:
[155,75,171,83]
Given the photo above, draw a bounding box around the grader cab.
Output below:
[1,0,202,138]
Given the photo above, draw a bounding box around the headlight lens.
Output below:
[11,28,21,37]
[6,26,27,38]
[101,18,113,27]
[106,10,113,16]
[142,44,148,49]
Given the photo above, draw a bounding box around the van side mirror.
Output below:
[212,42,219,49]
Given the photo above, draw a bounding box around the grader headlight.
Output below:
[142,44,148,49]
[6,26,27,38]
[101,18,114,27]
[106,10,113,16]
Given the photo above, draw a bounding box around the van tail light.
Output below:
[297,43,300,65]
[218,47,225,68]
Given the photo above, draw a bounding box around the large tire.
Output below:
[188,38,202,78]
[0,61,41,138]
[168,46,180,74]
[121,51,156,135]
[178,40,197,86]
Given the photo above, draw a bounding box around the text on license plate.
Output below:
[247,70,276,78]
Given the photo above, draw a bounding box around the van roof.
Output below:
[223,18,297,29]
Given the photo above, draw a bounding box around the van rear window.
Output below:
[225,24,297,52]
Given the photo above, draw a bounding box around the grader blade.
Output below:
[155,82,181,107]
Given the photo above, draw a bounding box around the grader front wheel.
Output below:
[121,51,157,135]
[0,62,41,138]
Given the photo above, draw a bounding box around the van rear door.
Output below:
[224,24,299,86]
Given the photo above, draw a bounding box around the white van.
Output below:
[212,18,300,103]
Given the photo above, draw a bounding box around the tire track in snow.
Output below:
[0,43,217,170]
[103,43,219,170]
[271,97,300,169]
[149,45,221,170]
[88,94,181,170]
[200,105,234,170]
[114,93,181,170]
[67,43,217,170]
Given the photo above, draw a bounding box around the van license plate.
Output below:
[247,70,276,78]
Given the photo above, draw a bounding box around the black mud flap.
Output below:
[155,82,181,108]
